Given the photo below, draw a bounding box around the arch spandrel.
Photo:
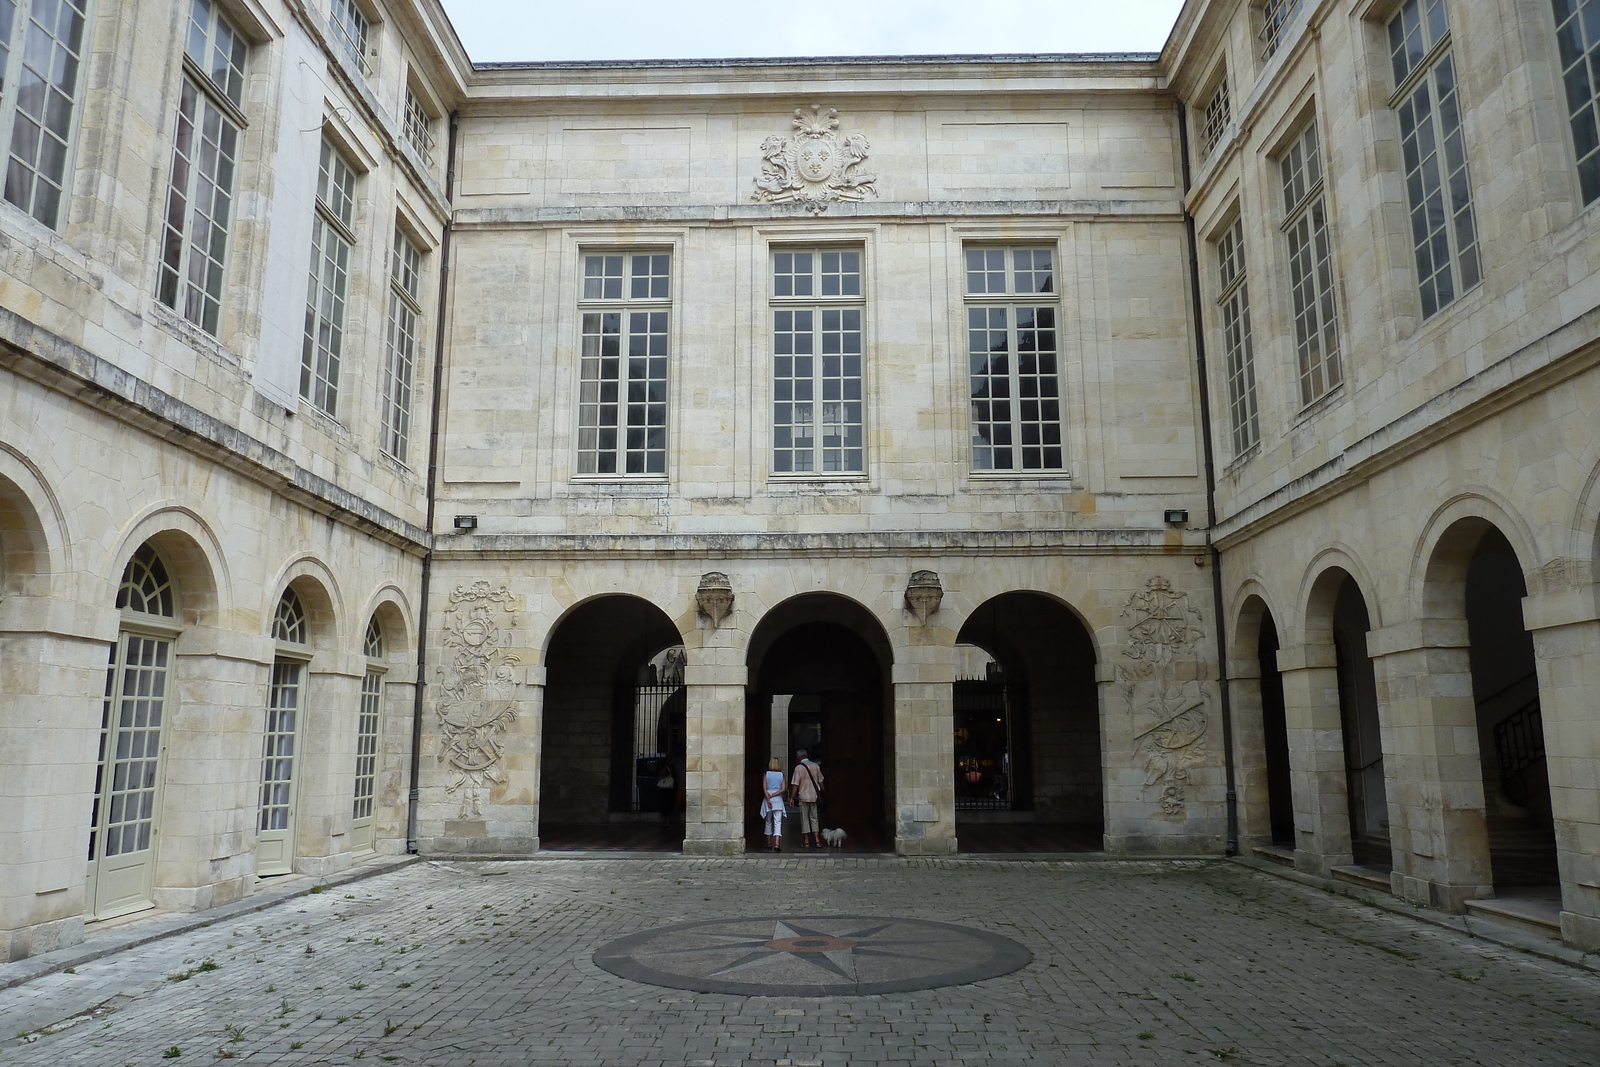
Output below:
[107,505,231,630]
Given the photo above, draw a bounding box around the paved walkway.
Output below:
[2,857,1598,1066]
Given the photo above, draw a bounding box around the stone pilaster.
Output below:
[683,641,745,855]
[0,596,109,961]
[1274,643,1355,876]
[1522,559,1600,951]
[892,644,956,856]
[1227,656,1274,848]
[290,649,365,879]
[154,628,273,911]
[1366,620,1491,911]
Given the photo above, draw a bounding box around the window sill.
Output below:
[149,301,240,367]
[1290,381,1347,427]
[765,475,871,491]
[963,471,1075,489]
[566,477,670,493]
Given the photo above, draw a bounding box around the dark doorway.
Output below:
[955,592,1102,853]
[745,599,893,852]
[1466,529,1557,888]
[1331,577,1389,869]
[1258,611,1294,847]
[540,596,684,851]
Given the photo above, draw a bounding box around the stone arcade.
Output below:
[2,0,1599,962]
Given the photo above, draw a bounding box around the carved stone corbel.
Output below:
[905,570,943,626]
[696,572,734,629]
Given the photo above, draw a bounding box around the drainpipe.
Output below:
[1176,100,1239,857]
[407,110,459,855]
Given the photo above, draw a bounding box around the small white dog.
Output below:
[821,827,847,849]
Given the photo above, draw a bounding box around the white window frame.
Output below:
[1551,0,1600,205]
[157,0,248,335]
[575,249,672,478]
[963,244,1065,475]
[1258,0,1306,59]
[300,137,358,416]
[1387,0,1481,318]
[381,225,423,463]
[1213,218,1260,457]
[1199,67,1231,161]
[403,83,435,165]
[351,616,385,849]
[328,0,372,77]
[1278,119,1343,406]
[0,0,90,229]
[769,246,866,477]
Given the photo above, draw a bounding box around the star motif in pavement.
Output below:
[633,918,954,983]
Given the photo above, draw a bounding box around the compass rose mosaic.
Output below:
[592,915,1030,996]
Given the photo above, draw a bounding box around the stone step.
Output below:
[1330,864,1392,894]
[1251,844,1295,868]
[1464,893,1563,940]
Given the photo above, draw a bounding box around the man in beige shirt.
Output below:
[789,749,825,850]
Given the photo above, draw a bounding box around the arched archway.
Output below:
[1235,594,1293,849]
[953,591,1101,853]
[1424,518,1557,891]
[745,594,894,852]
[540,595,684,850]
[1300,566,1389,872]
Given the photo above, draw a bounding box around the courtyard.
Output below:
[1,857,1597,1066]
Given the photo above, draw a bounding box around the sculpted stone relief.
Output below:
[1119,577,1209,817]
[435,581,521,818]
[751,105,877,213]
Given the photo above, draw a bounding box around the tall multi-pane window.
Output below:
[1279,121,1342,404]
[1214,220,1259,456]
[329,0,370,76]
[771,248,865,475]
[351,616,384,851]
[1200,72,1231,160]
[0,0,89,227]
[965,246,1063,473]
[301,139,357,415]
[577,251,669,476]
[86,543,177,919]
[381,227,422,462]
[258,588,307,876]
[1388,0,1480,318]
[1259,0,1305,58]
[403,86,434,164]
[1552,0,1600,204]
[157,0,247,334]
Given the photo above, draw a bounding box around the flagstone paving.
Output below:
[2,857,1598,1066]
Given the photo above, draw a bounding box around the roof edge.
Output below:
[473,51,1162,72]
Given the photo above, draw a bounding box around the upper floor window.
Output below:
[403,85,434,165]
[0,0,89,228]
[965,246,1063,473]
[1200,71,1231,161]
[1279,120,1342,404]
[1389,0,1480,317]
[1213,220,1259,456]
[301,138,357,415]
[577,251,670,476]
[771,248,864,475]
[381,226,422,463]
[329,0,370,76]
[1552,0,1600,203]
[1259,0,1305,59]
[157,0,248,335]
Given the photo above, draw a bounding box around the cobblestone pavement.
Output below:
[2,857,1598,1066]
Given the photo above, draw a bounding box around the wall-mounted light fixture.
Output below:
[453,515,478,531]
[1163,509,1189,525]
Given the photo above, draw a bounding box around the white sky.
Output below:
[439,1,1188,64]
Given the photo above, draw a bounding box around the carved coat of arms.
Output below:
[1119,577,1209,818]
[752,105,877,213]
[434,581,520,818]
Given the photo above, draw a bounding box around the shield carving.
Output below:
[752,104,878,213]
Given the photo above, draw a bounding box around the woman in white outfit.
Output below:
[761,757,786,852]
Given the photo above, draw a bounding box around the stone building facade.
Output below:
[3,0,1599,962]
